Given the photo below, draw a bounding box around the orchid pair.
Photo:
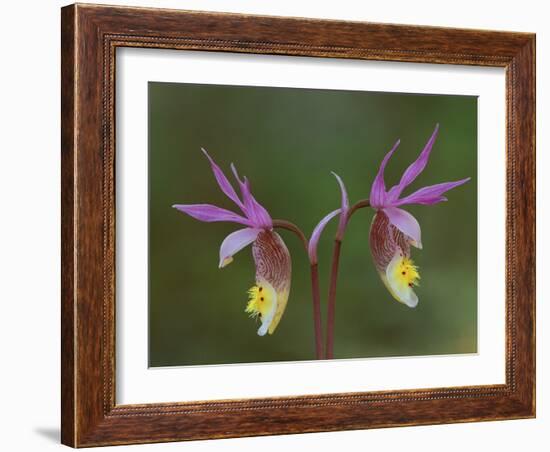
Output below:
[173,125,470,358]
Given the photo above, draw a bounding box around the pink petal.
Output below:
[231,163,272,229]
[395,177,470,206]
[308,209,341,264]
[244,178,273,228]
[369,139,401,208]
[218,227,261,268]
[173,204,252,226]
[387,124,439,202]
[383,206,422,248]
[201,148,245,212]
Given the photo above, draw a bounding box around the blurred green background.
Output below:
[148,82,477,367]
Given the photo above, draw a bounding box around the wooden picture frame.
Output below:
[61,3,535,447]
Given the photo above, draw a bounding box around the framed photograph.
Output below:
[61,3,535,447]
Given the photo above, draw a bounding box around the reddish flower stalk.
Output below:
[325,199,371,359]
[272,219,324,359]
[310,264,323,359]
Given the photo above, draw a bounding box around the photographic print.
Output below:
[148,82,477,367]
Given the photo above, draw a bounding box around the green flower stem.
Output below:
[325,199,370,359]
[272,219,324,359]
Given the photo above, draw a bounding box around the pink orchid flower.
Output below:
[369,125,470,308]
[173,150,291,336]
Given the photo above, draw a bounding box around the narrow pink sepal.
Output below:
[308,209,341,264]
[230,163,272,229]
[395,177,471,206]
[387,124,439,201]
[172,204,252,226]
[369,139,401,208]
[201,148,245,212]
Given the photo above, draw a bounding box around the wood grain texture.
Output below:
[60,3,536,447]
[60,5,76,446]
